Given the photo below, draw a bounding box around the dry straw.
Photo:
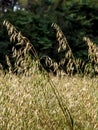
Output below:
[51,23,98,75]
[3,20,74,130]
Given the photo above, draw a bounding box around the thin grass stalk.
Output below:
[47,77,74,130]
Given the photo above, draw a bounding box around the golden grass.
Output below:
[0,68,98,130]
[1,20,98,130]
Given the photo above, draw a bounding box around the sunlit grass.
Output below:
[0,68,98,130]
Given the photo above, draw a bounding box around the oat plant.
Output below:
[51,23,76,75]
[83,36,98,75]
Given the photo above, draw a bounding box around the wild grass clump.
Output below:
[51,23,98,76]
[0,69,98,130]
[3,20,38,74]
[2,20,98,76]
[51,23,75,75]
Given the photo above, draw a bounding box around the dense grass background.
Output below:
[0,1,98,129]
[0,66,98,130]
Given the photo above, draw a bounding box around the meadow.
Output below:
[0,19,98,130]
[0,1,98,129]
[0,67,98,130]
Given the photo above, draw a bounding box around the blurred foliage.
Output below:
[0,0,98,62]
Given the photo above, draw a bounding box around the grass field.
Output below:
[1,7,98,130]
[0,67,98,130]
